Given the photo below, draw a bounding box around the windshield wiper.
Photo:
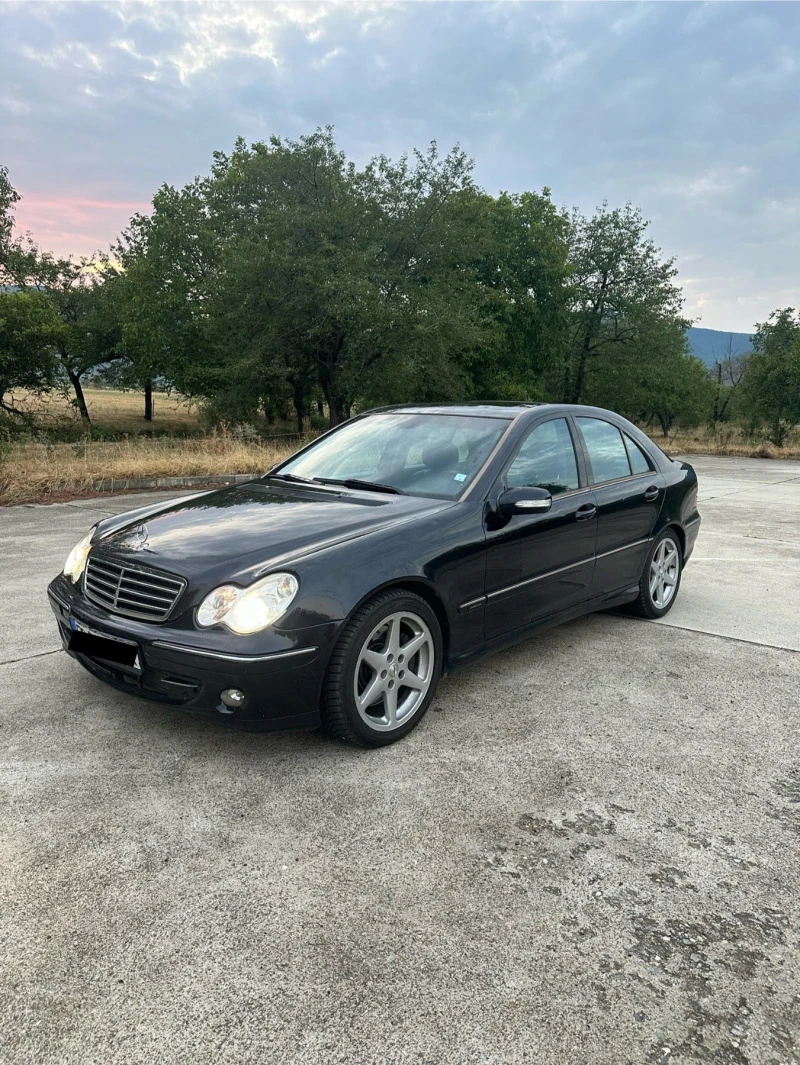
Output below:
[266,472,317,485]
[312,477,405,496]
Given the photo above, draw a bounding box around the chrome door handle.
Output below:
[644,486,660,502]
[575,503,597,521]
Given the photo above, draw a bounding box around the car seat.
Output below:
[408,442,461,495]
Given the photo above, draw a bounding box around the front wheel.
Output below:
[626,531,683,619]
[321,590,442,747]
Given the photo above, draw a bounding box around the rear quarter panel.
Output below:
[658,458,700,558]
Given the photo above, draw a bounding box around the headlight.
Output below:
[63,528,95,583]
[197,572,299,635]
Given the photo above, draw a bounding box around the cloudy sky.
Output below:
[1,1,797,331]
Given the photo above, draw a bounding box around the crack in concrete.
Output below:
[648,620,799,655]
[63,501,129,514]
[0,648,62,667]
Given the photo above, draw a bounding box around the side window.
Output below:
[576,418,632,484]
[506,418,579,495]
[623,434,653,475]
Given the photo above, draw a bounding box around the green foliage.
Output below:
[1,138,751,436]
[741,309,800,445]
[0,290,64,414]
[557,203,686,407]
[581,314,715,436]
[0,164,19,266]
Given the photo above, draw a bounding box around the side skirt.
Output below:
[445,584,640,676]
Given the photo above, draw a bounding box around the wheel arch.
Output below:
[345,577,451,671]
[662,521,686,559]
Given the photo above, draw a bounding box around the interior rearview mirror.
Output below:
[497,486,552,517]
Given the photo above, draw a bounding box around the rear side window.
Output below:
[576,417,631,484]
[506,418,579,495]
[624,434,653,475]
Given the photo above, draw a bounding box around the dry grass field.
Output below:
[0,388,305,504]
[2,386,799,505]
[0,434,298,505]
[664,422,800,459]
[11,387,199,433]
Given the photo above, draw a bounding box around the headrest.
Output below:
[422,442,459,471]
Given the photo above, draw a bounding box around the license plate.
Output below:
[68,617,141,670]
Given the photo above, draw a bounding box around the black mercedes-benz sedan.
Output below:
[48,403,700,746]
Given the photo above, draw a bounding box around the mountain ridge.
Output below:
[686,326,752,367]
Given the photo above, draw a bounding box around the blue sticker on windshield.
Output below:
[454,473,467,482]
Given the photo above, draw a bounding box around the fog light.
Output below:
[220,688,245,708]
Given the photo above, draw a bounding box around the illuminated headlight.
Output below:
[197,573,299,635]
[63,528,95,583]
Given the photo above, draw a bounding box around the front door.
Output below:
[572,416,666,597]
[484,417,597,639]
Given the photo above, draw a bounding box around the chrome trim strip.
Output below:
[471,537,654,607]
[487,557,592,600]
[595,537,651,561]
[150,642,319,664]
[48,587,69,610]
[457,595,487,613]
[480,537,653,604]
[587,471,655,490]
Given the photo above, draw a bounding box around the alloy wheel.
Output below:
[353,611,435,731]
[649,536,680,609]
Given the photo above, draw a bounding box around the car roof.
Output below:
[362,401,612,419]
[364,402,552,418]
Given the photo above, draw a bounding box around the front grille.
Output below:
[83,555,186,621]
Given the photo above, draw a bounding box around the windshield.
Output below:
[272,412,510,499]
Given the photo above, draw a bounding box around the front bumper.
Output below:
[48,577,337,732]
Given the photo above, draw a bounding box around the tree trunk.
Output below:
[318,333,347,428]
[319,377,345,426]
[68,369,91,422]
[317,399,324,417]
[327,394,346,427]
[568,334,592,404]
[570,353,587,404]
[144,380,153,422]
[292,383,307,435]
[657,413,672,437]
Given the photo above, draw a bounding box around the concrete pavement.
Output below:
[1,455,798,1065]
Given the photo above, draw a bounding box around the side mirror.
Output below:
[497,486,552,517]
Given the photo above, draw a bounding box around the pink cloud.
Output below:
[13,193,151,259]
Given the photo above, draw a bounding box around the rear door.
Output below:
[572,416,665,597]
[484,416,597,639]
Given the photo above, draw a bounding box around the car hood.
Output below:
[91,479,453,586]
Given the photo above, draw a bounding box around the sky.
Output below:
[1,1,798,333]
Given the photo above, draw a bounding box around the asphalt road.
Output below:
[1,455,798,1065]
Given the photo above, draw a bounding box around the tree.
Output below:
[178,130,502,428]
[741,308,800,445]
[1,166,118,420]
[0,166,37,288]
[464,189,570,400]
[47,274,123,422]
[559,203,686,404]
[107,180,213,422]
[0,165,19,270]
[710,334,749,424]
[582,313,713,435]
[0,290,63,416]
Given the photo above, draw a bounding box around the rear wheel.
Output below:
[322,590,442,747]
[626,530,682,619]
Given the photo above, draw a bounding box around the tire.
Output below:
[625,529,683,619]
[321,589,443,747]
